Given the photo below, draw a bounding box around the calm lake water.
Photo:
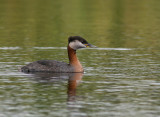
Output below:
[0,0,160,117]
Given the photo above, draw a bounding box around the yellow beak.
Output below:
[84,43,97,48]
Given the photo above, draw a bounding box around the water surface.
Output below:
[0,0,160,117]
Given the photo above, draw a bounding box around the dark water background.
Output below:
[0,0,160,117]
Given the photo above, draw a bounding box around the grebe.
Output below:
[21,36,96,73]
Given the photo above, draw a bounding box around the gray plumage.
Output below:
[21,60,74,73]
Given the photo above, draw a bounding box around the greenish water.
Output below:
[0,0,160,117]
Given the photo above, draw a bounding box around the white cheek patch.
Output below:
[69,40,86,50]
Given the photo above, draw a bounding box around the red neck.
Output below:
[68,45,83,72]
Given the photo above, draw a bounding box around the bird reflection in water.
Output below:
[27,72,83,102]
[67,73,83,102]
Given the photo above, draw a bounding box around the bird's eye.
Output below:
[82,41,86,44]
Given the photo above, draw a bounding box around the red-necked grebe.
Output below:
[21,36,96,73]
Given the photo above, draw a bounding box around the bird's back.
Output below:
[21,60,74,73]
